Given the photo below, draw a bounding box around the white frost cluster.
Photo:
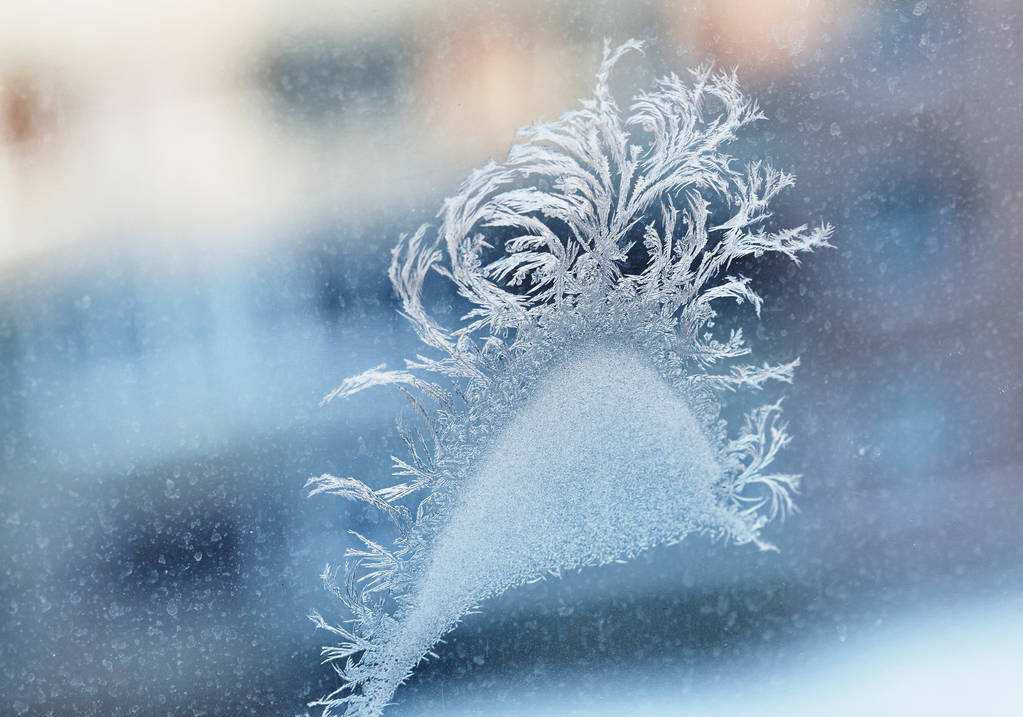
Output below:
[308,40,832,717]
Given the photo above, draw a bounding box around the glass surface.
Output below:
[1,2,1021,716]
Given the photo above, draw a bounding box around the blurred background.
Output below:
[1,1,1021,715]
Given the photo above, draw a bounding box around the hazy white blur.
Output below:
[0,1,872,266]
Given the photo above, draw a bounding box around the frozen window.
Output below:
[1,4,1021,717]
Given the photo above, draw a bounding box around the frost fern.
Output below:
[308,40,832,717]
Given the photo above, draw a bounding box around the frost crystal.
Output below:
[308,40,832,717]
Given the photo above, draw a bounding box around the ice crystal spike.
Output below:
[308,39,832,717]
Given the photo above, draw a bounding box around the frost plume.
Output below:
[308,40,832,717]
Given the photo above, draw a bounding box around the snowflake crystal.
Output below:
[307,39,832,717]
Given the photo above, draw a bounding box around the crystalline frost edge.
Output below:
[307,39,833,717]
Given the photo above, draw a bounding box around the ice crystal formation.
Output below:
[308,40,832,717]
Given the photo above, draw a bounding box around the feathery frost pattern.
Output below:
[308,40,832,717]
